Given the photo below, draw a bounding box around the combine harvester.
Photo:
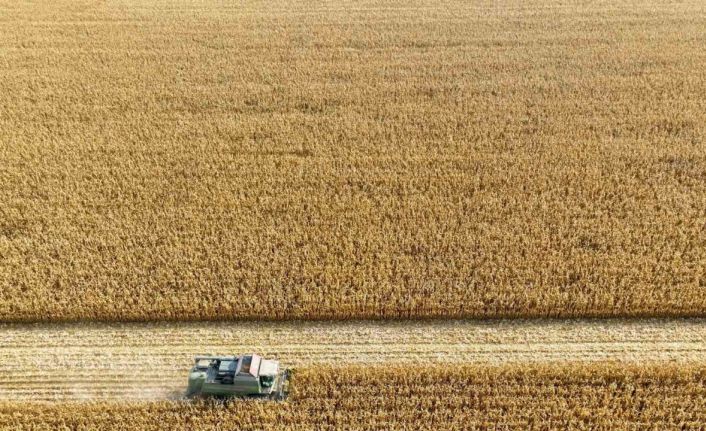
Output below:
[186,353,290,400]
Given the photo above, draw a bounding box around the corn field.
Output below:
[1,364,704,430]
[1,0,706,428]
[1,0,705,321]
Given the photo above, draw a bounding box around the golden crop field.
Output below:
[1,363,704,430]
[2,1,706,429]
[1,0,706,321]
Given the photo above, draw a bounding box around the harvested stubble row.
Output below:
[2,0,706,321]
[2,319,704,401]
[1,364,705,430]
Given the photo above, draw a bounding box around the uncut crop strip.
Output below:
[0,318,704,401]
[1,363,704,430]
[2,0,706,322]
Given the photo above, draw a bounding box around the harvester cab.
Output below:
[187,354,289,400]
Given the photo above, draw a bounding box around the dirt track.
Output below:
[1,318,704,401]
